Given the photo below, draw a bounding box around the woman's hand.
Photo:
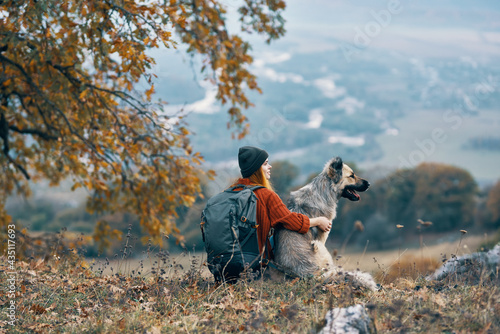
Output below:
[309,217,332,232]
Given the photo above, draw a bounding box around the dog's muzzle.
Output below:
[341,179,369,201]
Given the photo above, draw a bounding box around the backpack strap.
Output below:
[225,184,265,193]
[235,185,265,248]
[254,226,274,266]
[225,184,248,193]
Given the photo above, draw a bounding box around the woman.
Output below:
[234,146,332,261]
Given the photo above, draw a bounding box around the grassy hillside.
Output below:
[1,232,498,333]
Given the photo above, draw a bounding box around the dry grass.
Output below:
[335,235,486,274]
[374,255,442,284]
[99,235,487,280]
[0,232,498,333]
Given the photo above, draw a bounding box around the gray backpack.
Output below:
[200,185,264,283]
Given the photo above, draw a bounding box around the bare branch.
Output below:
[9,125,58,141]
[0,113,30,179]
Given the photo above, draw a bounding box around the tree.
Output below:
[0,0,286,245]
[270,160,299,199]
[357,213,397,250]
[411,163,477,231]
[486,180,500,228]
[383,168,417,226]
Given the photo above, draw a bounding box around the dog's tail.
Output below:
[321,268,379,291]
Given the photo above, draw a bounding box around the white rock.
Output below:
[427,244,500,281]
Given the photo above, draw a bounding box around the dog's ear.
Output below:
[330,157,343,172]
[329,157,343,182]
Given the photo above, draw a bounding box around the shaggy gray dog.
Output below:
[272,157,377,290]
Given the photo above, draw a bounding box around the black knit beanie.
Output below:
[238,146,269,178]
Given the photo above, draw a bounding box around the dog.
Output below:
[271,156,378,290]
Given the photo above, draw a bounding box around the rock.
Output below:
[427,244,500,282]
[320,304,375,334]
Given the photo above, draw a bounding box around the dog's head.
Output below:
[327,157,370,201]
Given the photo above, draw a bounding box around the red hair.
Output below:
[232,167,274,191]
[248,167,274,191]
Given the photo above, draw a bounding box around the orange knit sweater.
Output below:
[234,178,310,259]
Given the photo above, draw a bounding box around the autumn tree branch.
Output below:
[9,125,58,141]
[0,112,30,179]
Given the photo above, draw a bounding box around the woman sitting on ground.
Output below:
[234,146,331,266]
